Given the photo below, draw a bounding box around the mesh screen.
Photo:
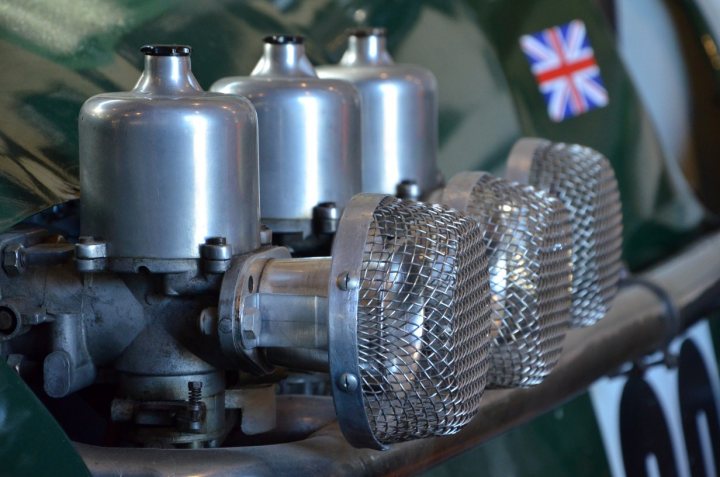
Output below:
[465,175,572,387]
[529,142,623,327]
[356,197,491,444]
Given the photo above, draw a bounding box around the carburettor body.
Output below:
[317,28,443,198]
[0,45,274,449]
[80,45,260,271]
[211,36,362,238]
[0,44,495,453]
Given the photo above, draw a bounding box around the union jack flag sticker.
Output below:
[520,20,608,122]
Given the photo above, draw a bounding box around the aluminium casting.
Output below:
[80,45,260,271]
[318,28,443,198]
[211,35,362,237]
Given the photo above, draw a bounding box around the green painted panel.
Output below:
[0,363,90,476]
[465,0,707,269]
[422,393,611,477]
[0,0,705,270]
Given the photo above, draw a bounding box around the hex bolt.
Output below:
[338,372,359,392]
[260,225,273,245]
[312,202,339,235]
[312,202,338,220]
[200,237,232,269]
[240,307,261,345]
[336,271,360,291]
[205,237,227,246]
[6,354,25,375]
[3,244,26,276]
[396,179,421,201]
[75,238,107,261]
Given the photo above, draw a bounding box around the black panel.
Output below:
[678,339,720,477]
[620,376,679,477]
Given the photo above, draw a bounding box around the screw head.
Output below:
[338,373,359,392]
[336,271,360,291]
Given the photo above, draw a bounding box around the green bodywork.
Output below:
[423,394,612,477]
[0,0,711,475]
[0,0,706,269]
[0,363,90,476]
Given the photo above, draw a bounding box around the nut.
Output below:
[2,244,26,276]
[75,239,107,260]
[260,225,273,245]
[240,308,260,346]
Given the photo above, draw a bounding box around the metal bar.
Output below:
[77,230,720,477]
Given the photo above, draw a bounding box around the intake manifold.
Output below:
[216,194,492,448]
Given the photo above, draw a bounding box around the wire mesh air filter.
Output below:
[329,194,492,449]
[442,172,572,388]
[506,138,623,327]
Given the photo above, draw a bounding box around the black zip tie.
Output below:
[618,274,680,370]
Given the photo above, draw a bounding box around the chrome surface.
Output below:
[80,45,260,266]
[246,293,329,349]
[217,246,291,374]
[77,229,720,476]
[328,194,492,449]
[317,29,442,197]
[441,172,572,388]
[219,254,331,356]
[260,257,332,297]
[252,257,332,350]
[211,36,362,233]
[506,138,624,327]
